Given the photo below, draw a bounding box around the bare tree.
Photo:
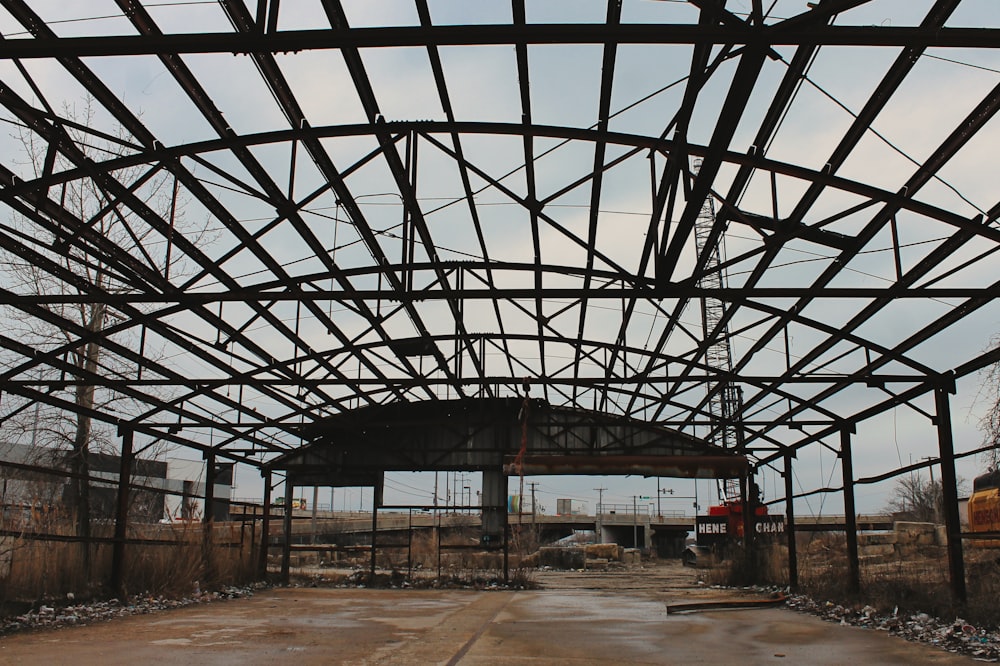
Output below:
[884,475,942,523]
[0,97,204,569]
[978,350,1000,471]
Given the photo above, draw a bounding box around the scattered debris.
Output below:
[784,592,1000,662]
[0,583,265,637]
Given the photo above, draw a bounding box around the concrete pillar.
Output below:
[935,382,967,603]
[480,467,506,546]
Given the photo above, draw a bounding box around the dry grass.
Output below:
[0,518,259,612]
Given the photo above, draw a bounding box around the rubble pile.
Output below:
[785,593,1000,661]
[0,584,263,636]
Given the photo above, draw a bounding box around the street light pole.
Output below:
[632,495,638,549]
[657,478,661,518]
[529,482,539,541]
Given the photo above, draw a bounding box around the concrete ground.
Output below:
[0,563,978,665]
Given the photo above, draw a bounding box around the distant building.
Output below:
[163,459,233,522]
[0,443,231,524]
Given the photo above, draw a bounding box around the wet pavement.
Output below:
[0,564,982,664]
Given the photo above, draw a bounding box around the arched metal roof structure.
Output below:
[0,0,998,500]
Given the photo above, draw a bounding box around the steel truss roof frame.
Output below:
[0,1,997,492]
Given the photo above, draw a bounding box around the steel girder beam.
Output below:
[4,26,1000,60]
[9,121,989,238]
[0,1,997,514]
[673,0,965,426]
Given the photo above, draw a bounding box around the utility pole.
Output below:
[921,456,937,523]
[632,495,638,549]
[594,487,606,543]
[529,482,539,541]
[656,477,661,519]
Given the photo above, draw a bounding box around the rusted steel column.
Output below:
[935,383,967,603]
[110,427,133,600]
[281,480,293,584]
[740,473,754,571]
[840,427,860,594]
[203,450,216,583]
[259,468,272,579]
[783,452,798,589]
[369,484,380,583]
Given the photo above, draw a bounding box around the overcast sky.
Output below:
[1,1,999,517]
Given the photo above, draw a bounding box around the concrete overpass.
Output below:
[235,508,896,558]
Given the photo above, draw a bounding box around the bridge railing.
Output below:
[598,503,687,517]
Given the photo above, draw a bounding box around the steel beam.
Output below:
[783,452,798,589]
[4,26,1000,60]
[259,469,272,579]
[110,427,134,600]
[840,427,860,594]
[935,383,967,604]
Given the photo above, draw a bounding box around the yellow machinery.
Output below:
[968,469,1000,540]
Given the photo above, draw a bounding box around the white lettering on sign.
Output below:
[755,520,785,534]
[697,523,727,534]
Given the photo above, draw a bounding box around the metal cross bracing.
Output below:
[0,0,996,505]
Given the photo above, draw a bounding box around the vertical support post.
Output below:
[530,482,538,544]
[259,469,271,579]
[502,501,509,584]
[783,452,798,589]
[437,508,443,579]
[248,502,256,573]
[311,486,318,544]
[369,482,381,584]
[110,427,133,600]
[281,479,293,584]
[840,426,860,594]
[407,508,413,581]
[740,473,754,572]
[935,382,967,604]
[750,473,759,564]
[203,450,216,585]
[265,0,280,33]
